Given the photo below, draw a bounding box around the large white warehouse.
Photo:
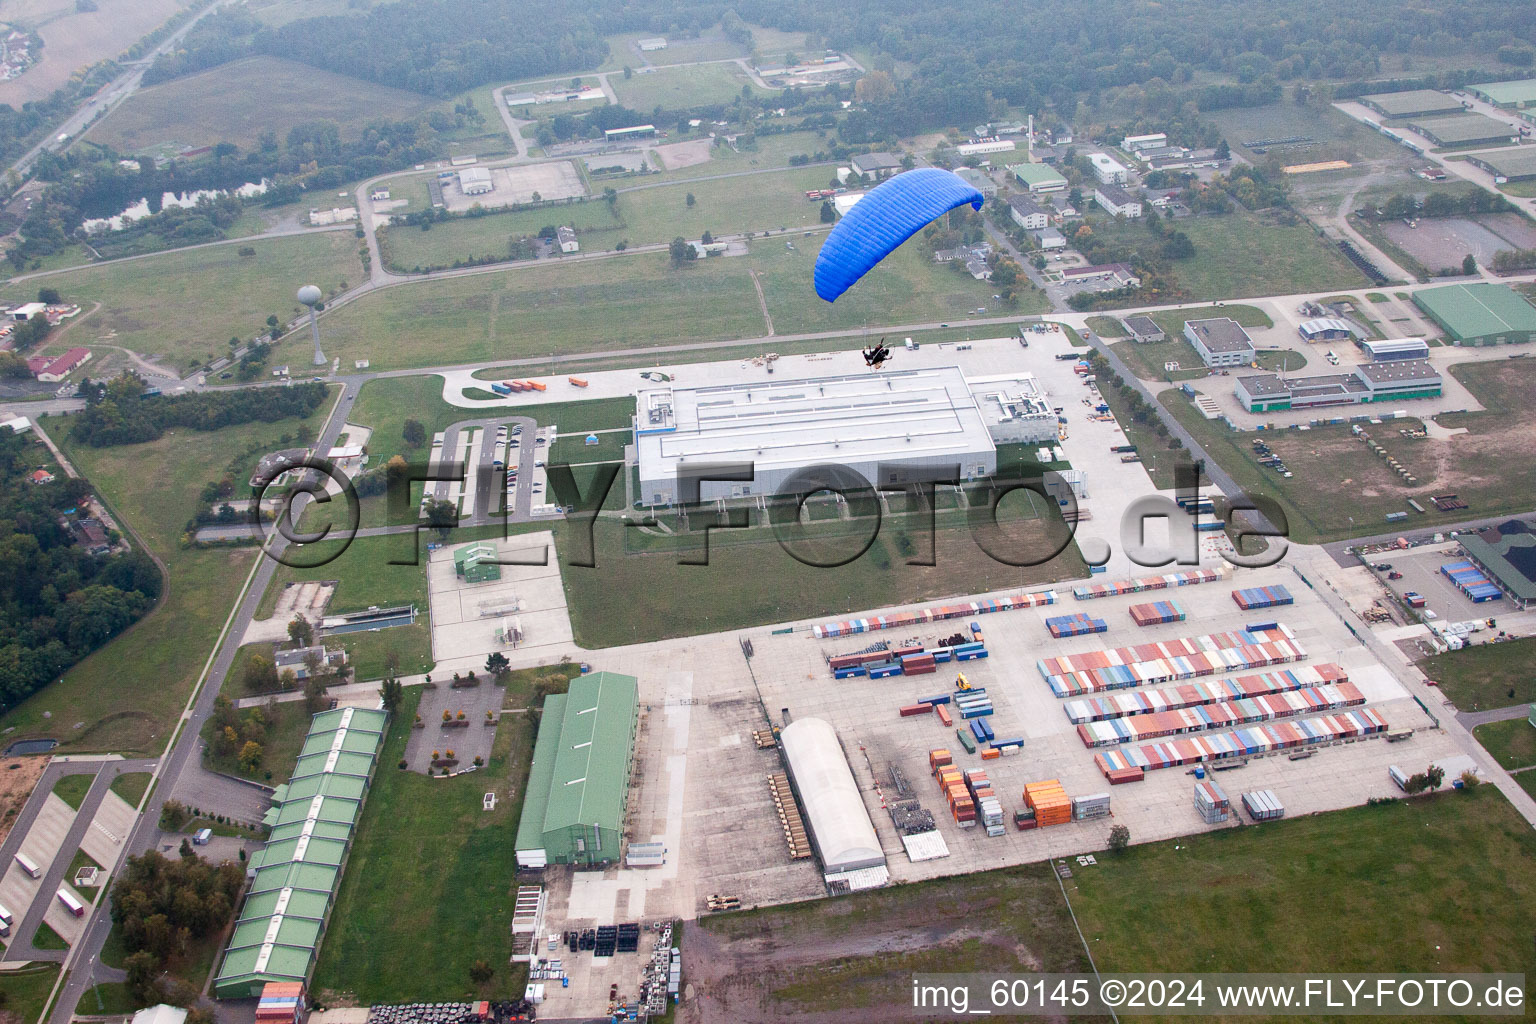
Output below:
[634,367,997,507]
[779,717,886,881]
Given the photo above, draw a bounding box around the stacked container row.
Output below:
[1093,708,1389,777]
[1071,792,1111,822]
[1440,561,1502,602]
[1039,624,1304,697]
[970,718,996,744]
[935,759,976,827]
[955,688,994,718]
[1063,663,1348,724]
[1074,682,1366,748]
[1128,600,1187,627]
[1046,613,1109,638]
[811,590,1057,638]
[1194,779,1230,823]
[1024,780,1072,826]
[966,769,1006,835]
[1242,789,1285,820]
[1232,585,1294,610]
[1072,567,1225,601]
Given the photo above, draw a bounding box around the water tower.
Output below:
[298,284,326,367]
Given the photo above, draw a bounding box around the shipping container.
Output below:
[935,705,953,727]
[956,729,978,754]
[567,376,589,387]
[1094,708,1388,779]
[899,704,933,718]
[57,889,85,917]
[1241,789,1284,820]
[14,853,40,879]
[0,903,11,926]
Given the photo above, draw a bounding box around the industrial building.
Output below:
[604,124,655,141]
[457,167,493,195]
[850,152,903,179]
[969,374,1059,444]
[1468,78,1536,109]
[1413,282,1536,345]
[1297,317,1356,342]
[27,347,90,382]
[1062,263,1140,289]
[954,139,1016,158]
[1093,183,1142,218]
[1465,146,1536,182]
[1358,89,1463,119]
[1404,113,1518,147]
[1184,318,1255,367]
[1122,315,1165,342]
[1234,360,1442,412]
[454,542,502,584]
[557,225,579,253]
[1007,194,1049,231]
[273,645,347,681]
[1121,133,1167,152]
[515,671,639,868]
[779,717,886,886]
[1088,152,1129,184]
[1358,338,1430,361]
[213,708,388,998]
[1456,520,1536,609]
[633,368,998,507]
[1033,227,1066,250]
[954,167,997,196]
[636,36,667,51]
[1008,163,1068,193]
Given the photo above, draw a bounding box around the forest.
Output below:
[69,375,329,448]
[0,427,162,709]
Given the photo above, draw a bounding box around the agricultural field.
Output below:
[1206,102,1420,167]
[1422,636,1536,711]
[87,56,436,152]
[0,232,360,375]
[311,686,532,1003]
[0,0,188,105]
[314,250,768,371]
[0,404,328,754]
[612,63,763,111]
[248,0,380,27]
[599,30,750,71]
[1108,303,1271,382]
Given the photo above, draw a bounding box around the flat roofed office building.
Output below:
[634,367,997,506]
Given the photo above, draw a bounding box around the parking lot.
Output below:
[1358,540,1531,640]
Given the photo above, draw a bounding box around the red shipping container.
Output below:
[899,704,933,717]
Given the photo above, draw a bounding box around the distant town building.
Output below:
[1062,263,1141,289]
[850,152,904,179]
[637,37,668,51]
[1122,315,1165,343]
[1033,227,1066,250]
[1093,183,1143,218]
[308,207,358,226]
[1007,194,1049,231]
[1413,282,1536,345]
[458,167,494,195]
[1297,317,1357,342]
[1358,338,1430,362]
[28,347,91,382]
[604,124,656,141]
[1088,152,1129,185]
[29,468,53,484]
[1184,318,1256,367]
[557,225,579,253]
[1008,163,1068,193]
[954,167,997,196]
[954,138,1016,157]
[273,645,348,681]
[1120,133,1167,152]
[1235,360,1442,413]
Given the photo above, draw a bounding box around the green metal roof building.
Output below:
[1358,89,1463,119]
[213,707,388,998]
[1007,162,1068,192]
[1468,78,1536,109]
[515,672,638,869]
[1412,283,1536,346]
[454,542,501,584]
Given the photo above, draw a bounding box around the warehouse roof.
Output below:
[1122,314,1162,338]
[1355,359,1440,384]
[1008,163,1068,187]
[1360,338,1429,357]
[1467,146,1536,178]
[1413,282,1536,339]
[1469,79,1536,107]
[1460,520,1536,600]
[1298,317,1356,337]
[634,367,995,484]
[1006,194,1047,218]
[1406,112,1516,144]
[1185,317,1254,353]
[1359,89,1462,117]
[1234,374,1291,398]
[214,707,387,997]
[516,672,638,849]
[780,717,884,875]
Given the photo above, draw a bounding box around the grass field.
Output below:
[1256,348,1308,371]
[66,849,103,896]
[0,406,327,754]
[51,773,92,811]
[1108,303,1272,382]
[612,63,761,110]
[1086,315,1127,337]
[109,772,152,807]
[381,166,837,270]
[0,964,61,1024]
[310,686,530,1003]
[89,56,435,152]
[597,29,751,72]
[32,921,67,950]
[1073,786,1535,978]
[1472,717,1536,772]
[0,233,360,375]
[316,251,767,371]
[79,983,138,1015]
[1421,637,1536,711]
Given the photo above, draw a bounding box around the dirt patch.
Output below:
[655,139,714,170]
[0,756,51,846]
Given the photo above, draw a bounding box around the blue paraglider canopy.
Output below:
[813,168,984,303]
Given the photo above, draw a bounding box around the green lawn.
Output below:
[79,983,138,1016]
[310,687,529,1003]
[1073,787,1536,979]
[380,201,625,272]
[1422,637,1536,712]
[1473,717,1536,772]
[88,55,435,152]
[201,698,316,785]
[65,849,104,896]
[1108,303,1271,382]
[0,407,328,754]
[33,922,67,951]
[612,63,763,110]
[50,773,92,811]
[1085,315,1128,337]
[316,251,766,371]
[0,233,360,374]
[0,964,61,1024]
[1171,210,1370,299]
[1255,348,1308,371]
[109,771,153,807]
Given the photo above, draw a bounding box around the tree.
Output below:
[685,192,696,208]
[603,186,618,210]
[854,70,895,106]
[668,237,695,266]
[124,950,161,1004]
[238,740,264,773]
[179,837,194,859]
[1107,823,1130,853]
[486,651,510,680]
[380,676,404,713]
[1425,763,1445,791]
[700,229,714,246]
[424,498,458,538]
[402,417,426,448]
[266,314,280,330]
[160,800,189,831]
[1214,139,1231,161]
[243,653,278,693]
[303,673,329,713]
[37,287,61,305]
[279,667,297,691]
[819,200,835,223]
[470,959,494,986]
[1461,253,1476,276]
[288,614,314,648]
